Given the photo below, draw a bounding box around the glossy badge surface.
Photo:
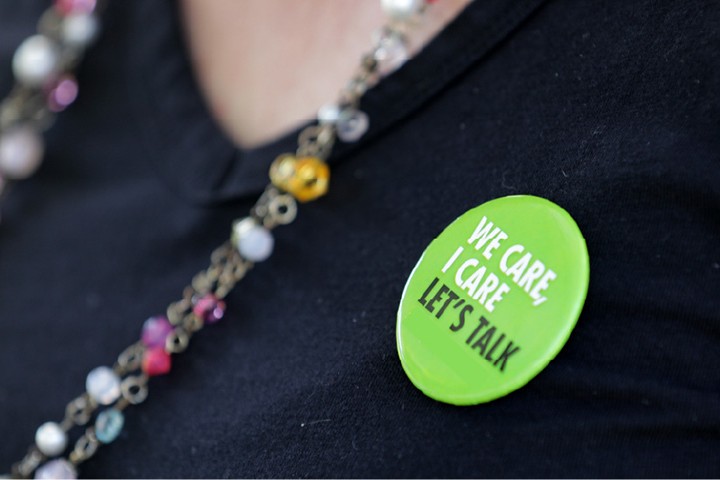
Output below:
[396,195,590,405]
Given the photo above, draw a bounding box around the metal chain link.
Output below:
[6,0,433,475]
[9,182,293,477]
[68,431,99,466]
[11,449,42,479]
[296,124,336,159]
[251,186,299,230]
[64,395,94,427]
[120,375,149,406]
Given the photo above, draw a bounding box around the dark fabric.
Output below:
[1,0,719,477]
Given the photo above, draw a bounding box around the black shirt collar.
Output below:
[123,0,549,205]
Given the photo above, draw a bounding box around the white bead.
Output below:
[62,13,100,48]
[0,126,44,180]
[233,218,274,262]
[336,109,369,142]
[34,422,67,457]
[318,104,342,124]
[34,459,76,479]
[373,29,409,75]
[12,35,60,87]
[86,366,121,405]
[381,0,425,20]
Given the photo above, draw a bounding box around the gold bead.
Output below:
[269,154,330,203]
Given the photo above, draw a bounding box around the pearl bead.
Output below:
[86,366,121,405]
[381,0,425,20]
[0,126,44,180]
[373,29,409,75]
[336,109,369,142]
[12,35,60,88]
[233,218,274,262]
[34,459,76,479]
[95,409,124,444]
[62,13,99,48]
[34,422,67,457]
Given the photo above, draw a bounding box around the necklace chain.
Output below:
[3,0,438,477]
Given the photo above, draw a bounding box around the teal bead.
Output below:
[95,409,124,444]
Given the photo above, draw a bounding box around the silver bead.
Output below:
[62,13,100,49]
[12,35,60,88]
[0,126,44,180]
[336,109,369,142]
[381,0,425,20]
[34,459,76,479]
[372,29,409,75]
[232,217,274,263]
[34,422,67,457]
[86,366,121,405]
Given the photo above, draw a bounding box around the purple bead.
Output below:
[141,315,173,348]
[193,294,226,324]
[35,459,76,479]
[47,75,78,112]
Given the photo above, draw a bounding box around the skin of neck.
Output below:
[180,0,471,149]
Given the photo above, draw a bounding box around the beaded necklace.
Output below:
[1,0,446,477]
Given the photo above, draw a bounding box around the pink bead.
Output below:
[142,347,171,376]
[54,0,96,15]
[141,315,173,348]
[46,75,78,112]
[193,294,226,324]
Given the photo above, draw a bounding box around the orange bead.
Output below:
[269,154,330,203]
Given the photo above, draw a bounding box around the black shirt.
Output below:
[1,0,719,477]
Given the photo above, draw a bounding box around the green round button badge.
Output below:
[396,195,589,405]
